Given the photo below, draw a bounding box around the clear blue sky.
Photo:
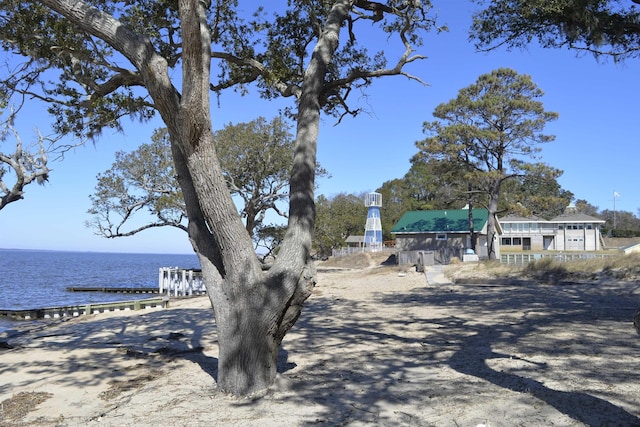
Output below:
[1,3,638,254]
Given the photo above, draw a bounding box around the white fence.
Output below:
[331,247,395,258]
[500,252,615,265]
[158,268,206,296]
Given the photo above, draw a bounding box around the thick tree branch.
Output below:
[210,51,302,98]
[0,119,51,210]
[323,1,428,107]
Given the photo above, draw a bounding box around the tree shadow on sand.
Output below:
[3,277,639,426]
[277,279,640,425]
[0,306,220,395]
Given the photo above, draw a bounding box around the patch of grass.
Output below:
[522,258,568,283]
[500,254,639,283]
[99,372,163,401]
[445,260,521,282]
[561,253,640,280]
[0,391,53,424]
[320,252,395,269]
[446,253,640,284]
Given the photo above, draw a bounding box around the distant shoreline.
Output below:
[0,247,196,256]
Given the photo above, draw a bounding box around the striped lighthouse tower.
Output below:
[364,192,383,251]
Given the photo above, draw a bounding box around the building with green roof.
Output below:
[391,208,498,262]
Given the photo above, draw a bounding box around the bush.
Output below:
[609,229,640,238]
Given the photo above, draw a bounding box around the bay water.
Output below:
[0,249,200,332]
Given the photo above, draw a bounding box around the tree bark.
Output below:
[467,185,476,252]
[210,0,351,395]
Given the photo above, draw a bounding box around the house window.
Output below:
[501,237,512,245]
[558,225,564,230]
[436,234,447,241]
[586,224,593,230]
[512,238,522,245]
[530,223,538,231]
[578,224,584,230]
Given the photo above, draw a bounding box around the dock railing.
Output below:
[158,267,206,296]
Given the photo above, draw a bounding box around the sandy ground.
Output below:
[1,260,640,427]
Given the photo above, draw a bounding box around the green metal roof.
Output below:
[391,209,489,234]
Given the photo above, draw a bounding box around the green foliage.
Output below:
[499,163,573,218]
[0,0,450,397]
[214,116,294,233]
[376,158,461,240]
[471,0,640,62]
[609,228,640,238]
[87,116,320,240]
[314,192,367,257]
[254,223,287,261]
[575,198,600,216]
[599,209,640,236]
[0,1,439,139]
[376,178,412,242]
[0,0,156,139]
[87,128,185,236]
[415,68,559,212]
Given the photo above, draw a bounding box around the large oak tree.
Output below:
[87,117,327,252]
[0,0,437,395]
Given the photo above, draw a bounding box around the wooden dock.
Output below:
[0,266,204,322]
[0,297,169,321]
[66,286,159,294]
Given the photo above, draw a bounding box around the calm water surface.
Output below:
[0,249,199,332]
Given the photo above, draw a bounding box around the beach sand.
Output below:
[1,258,640,426]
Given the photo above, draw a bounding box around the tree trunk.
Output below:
[203,0,350,395]
[486,192,500,260]
[209,262,315,395]
[467,192,476,252]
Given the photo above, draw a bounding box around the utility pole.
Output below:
[613,191,620,230]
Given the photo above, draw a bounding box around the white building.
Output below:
[499,212,606,252]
